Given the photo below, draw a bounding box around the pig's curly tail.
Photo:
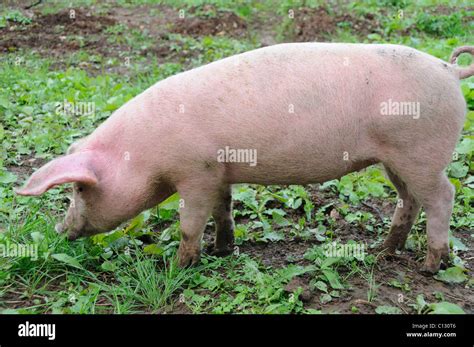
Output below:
[450,46,474,79]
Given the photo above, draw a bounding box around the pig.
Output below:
[15,43,474,274]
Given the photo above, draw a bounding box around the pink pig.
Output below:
[16,43,474,274]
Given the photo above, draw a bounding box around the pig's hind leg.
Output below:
[415,173,453,274]
[381,167,421,253]
[206,185,235,257]
[382,164,453,274]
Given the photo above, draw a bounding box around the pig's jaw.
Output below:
[55,219,82,240]
[57,214,125,241]
[55,222,81,241]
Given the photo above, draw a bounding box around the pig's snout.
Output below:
[55,223,65,234]
[55,222,79,240]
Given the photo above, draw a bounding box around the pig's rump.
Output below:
[139,43,466,185]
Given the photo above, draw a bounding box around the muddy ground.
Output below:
[208,192,474,314]
[3,4,471,59]
[1,3,473,314]
[0,5,251,72]
[0,5,385,73]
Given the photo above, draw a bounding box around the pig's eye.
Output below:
[77,187,84,193]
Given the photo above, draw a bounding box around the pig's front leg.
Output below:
[207,185,235,256]
[176,180,219,267]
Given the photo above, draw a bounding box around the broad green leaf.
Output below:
[0,96,11,109]
[329,290,340,298]
[322,269,344,289]
[51,253,82,269]
[448,162,468,178]
[0,170,17,184]
[321,257,341,269]
[428,302,465,314]
[272,211,290,226]
[1,309,19,314]
[123,211,149,234]
[262,231,285,242]
[21,106,34,116]
[320,293,332,304]
[375,305,402,314]
[143,244,164,255]
[456,138,474,155]
[434,267,468,284]
[159,193,180,210]
[312,280,328,293]
[101,260,118,272]
[413,294,428,313]
[305,309,322,314]
[449,232,469,252]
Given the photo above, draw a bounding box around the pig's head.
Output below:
[15,150,117,240]
[15,144,169,241]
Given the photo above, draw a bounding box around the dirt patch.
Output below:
[0,8,116,55]
[7,156,47,182]
[290,7,380,41]
[239,239,316,268]
[111,4,248,38]
[0,5,248,74]
[202,188,473,314]
[110,4,174,37]
[431,5,474,16]
[227,224,473,314]
[159,301,192,314]
[171,7,247,38]
[284,277,312,302]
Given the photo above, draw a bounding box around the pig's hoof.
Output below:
[178,253,200,267]
[419,262,439,276]
[380,236,406,254]
[373,244,396,258]
[205,243,234,257]
[420,247,449,276]
[177,246,201,268]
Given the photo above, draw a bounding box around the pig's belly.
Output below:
[227,157,378,185]
[223,128,378,185]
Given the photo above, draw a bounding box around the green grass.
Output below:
[0,0,473,314]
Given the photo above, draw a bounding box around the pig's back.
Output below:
[149,43,465,184]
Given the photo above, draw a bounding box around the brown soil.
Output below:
[0,8,116,55]
[171,8,247,38]
[291,7,380,42]
[432,5,474,16]
[201,191,474,314]
[0,5,248,73]
[7,156,47,181]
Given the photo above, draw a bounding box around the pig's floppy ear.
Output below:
[15,152,98,196]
